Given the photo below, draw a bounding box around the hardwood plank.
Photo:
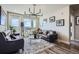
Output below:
[35,43,79,54]
[49,47,66,54]
[46,49,56,54]
[44,49,55,54]
[51,46,71,54]
[55,45,79,54]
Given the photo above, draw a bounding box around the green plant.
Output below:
[13,29,16,33]
[9,26,13,30]
[9,25,16,34]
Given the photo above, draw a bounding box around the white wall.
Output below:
[40,5,70,42]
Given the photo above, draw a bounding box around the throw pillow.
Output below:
[6,35,12,41]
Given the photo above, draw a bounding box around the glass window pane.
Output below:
[33,20,36,28]
[24,19,31,28]
[1,16,6,25]
[11,18,19,26]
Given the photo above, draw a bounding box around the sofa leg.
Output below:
[22,48,24,51]
[19,49,24,54]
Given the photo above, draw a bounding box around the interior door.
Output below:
[70,14,75,40]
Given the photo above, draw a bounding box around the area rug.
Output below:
[24,38,55,54]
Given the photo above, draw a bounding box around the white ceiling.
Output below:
[1,4,69,14]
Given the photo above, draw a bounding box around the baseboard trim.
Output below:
[56,40,79,50]
[56,40,70,49]
[71,43,79,50]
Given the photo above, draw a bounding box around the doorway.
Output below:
[70,5,79,47]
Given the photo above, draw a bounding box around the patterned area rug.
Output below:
[24,38,55,54]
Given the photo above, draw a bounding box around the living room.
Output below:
[0,4,79,54]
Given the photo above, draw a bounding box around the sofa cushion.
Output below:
[0,32,6,41]
[2,32,6,37]
[1,30,11,41]
[6,35,12,41]
[3,30,11,36]
[10,34,16,39]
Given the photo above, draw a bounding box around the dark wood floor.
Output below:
[71,40,79,46]
[36,44,79,54]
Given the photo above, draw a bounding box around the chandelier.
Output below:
[24,4,43,16]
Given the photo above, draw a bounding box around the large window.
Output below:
[11,15,20,27]
[1,16,6,25]
[1,9,6,25]
[11,18,19,26]
[24,19,31,28]
[24,18,36,29]
[33,19,36,28]
[8,12,37,32]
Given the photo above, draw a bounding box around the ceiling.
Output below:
[1,4,69,14]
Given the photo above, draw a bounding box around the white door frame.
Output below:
[8,12,22,34]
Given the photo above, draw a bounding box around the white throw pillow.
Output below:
[4,30,11,36]
[49,31,53,35]
[47,31,53,36]
[6,35,12,41]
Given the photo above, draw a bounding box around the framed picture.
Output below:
[75,16,79,25]
[56,19,64,26]
[49,16,55,22]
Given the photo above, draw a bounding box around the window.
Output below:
[1,9,6,25]
[33,19,36,28]
[1,16,6,25]
[24,18,36,29]
[24,19,31,28]
[11,18,19,26]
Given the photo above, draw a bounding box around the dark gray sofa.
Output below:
[0,32,24,54]
[41,31,58,43]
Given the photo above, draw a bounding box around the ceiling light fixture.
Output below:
[24,4,43,16]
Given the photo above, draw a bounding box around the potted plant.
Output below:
[33,30,37,39]
[9,26,16,34]
[13,29,16,34]
[9,26,13,30]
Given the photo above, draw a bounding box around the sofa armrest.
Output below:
[4,39,24,52]
[6,38,24,42]
[6,39,24,48]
